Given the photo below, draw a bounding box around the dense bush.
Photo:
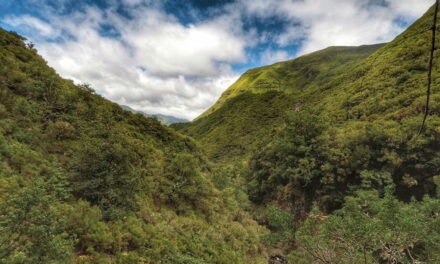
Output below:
[177,5,440,261]
[0,28,267,263]
[291,191,440,263]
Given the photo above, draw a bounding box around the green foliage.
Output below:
[176,5,440,260]
[177,3,440,217]
[0,27,267,263]
[198,44,384,120]
[0,176,74,264]
[68,135,145,218]
[173,44,384,162]
[292,191,440,263]
[162,153,211,210]
[247,110,329,220]
[174,91,291,162]
[248,111,440,219]
[3,4,440,263]
[263,206,294,247]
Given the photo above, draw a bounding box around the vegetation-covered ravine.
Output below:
[0,28,267,264]
[175,4,440,263]
[2,3,440,264]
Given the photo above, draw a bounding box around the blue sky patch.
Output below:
[0,0,435,119]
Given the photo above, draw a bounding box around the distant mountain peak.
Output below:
[120,105,188,125]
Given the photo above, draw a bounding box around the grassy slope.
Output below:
[178,6,440,262]
[199,44,385,119]
[173,44,385,162]
[175,5,440,163]
[0,28,267,264]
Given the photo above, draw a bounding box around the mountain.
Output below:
[0,28,266,264]
[173,44,385,162]
[3,3,440,264]
[173,5,440,262]
[121,104,188,125]
[197,44,385,120]
[153,113,188,125]
[174,2,440,202]
[173,5,440,164]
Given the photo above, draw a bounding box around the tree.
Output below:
[0,176,73,264]
[292,191,440,264]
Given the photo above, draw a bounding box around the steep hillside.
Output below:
[174,5,440,163]
[3,3,440,263]
[174,3,440,206]
[173,44,384,162]
[174,5,440,262]
[0,28,267,264]
[199,44,384,119]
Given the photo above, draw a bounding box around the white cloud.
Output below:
[3,15,58,38]
[1,0,435,119]
[2,5,245,120]
[240,0,435,55]
[120,10,245,75]
[388,0,434,18]
[261,49,290,65]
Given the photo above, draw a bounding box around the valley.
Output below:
[1,3,440,264]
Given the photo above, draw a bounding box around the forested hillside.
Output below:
[173,4,440,165]
[3,2,440,264]
[0,28,267,264]
[173,44,384,162]
[175,4,440,263]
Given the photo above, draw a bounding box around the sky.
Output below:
[0,0,435,120]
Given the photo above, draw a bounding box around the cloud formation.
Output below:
[240,0,434,55]
[1,0,435,119]
[4,4,243,119]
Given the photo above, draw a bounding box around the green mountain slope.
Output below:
[0,28,267,264]
[173,44,385,162]
[173,5,440,164]
[199,44,384,119]
[174,6,440,262]
[174,3,440,202]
